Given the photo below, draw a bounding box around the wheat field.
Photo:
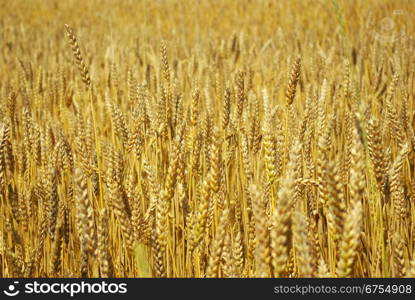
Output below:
[0,0,414,278]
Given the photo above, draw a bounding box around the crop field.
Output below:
[0,0,414,278]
